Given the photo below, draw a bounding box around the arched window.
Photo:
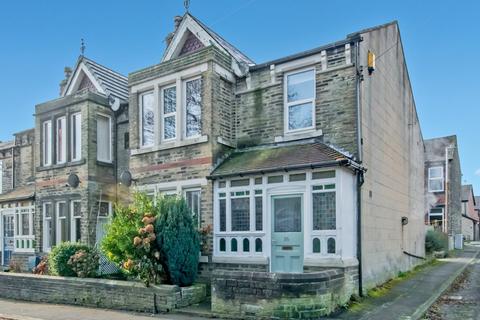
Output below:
[313,238,321,253]
[243,238,250,252]
[219,238,226,252]
[255,238,263,253]
[327,238,336,254]
[231,238,238,252]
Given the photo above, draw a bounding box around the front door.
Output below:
[2,214,14,266]
[271,194,303,273]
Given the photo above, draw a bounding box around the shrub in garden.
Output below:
[68,249,99,278]
[155,197,201,287]
[49,242,90,277]
[33,256,48,275]
[425,230,448,253]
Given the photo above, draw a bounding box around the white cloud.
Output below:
[475,168,480,177]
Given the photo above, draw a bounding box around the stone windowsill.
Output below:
[37,159,86,172]
[131,135,208,156]
[274,129,323,143]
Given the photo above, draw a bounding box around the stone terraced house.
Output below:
[461,185,478,241]
[0,13,427,318]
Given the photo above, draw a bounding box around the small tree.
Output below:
[155,197,200,286]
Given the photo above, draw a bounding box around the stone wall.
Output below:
[212,267,358,319]
[0,272,206,313]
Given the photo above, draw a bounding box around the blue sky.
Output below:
[0,0,479,193]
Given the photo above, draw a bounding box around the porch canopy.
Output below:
[0,185,35,204]
[210,141,360,179]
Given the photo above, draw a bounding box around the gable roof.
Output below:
[162,13,254,68]
[210,141,357,179]
[62,56,128,101]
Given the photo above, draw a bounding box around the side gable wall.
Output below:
[358,23,426,289]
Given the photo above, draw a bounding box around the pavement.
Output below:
[0,243,478,320]
[330,242,480,320]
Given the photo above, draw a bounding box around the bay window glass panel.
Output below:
[71,113,82,161]
[141,92,155,146]
[273,197,301,232]
[219,199,226,232]
[43,203,54,250]
[231,197,250,231]
[255,196,263,231]
[57,202,68,243]
[185,189,201,225]
[163,86,176,140]
[312,192,336,230]
[97,115,111,162]
[71,201,82,243]
[288,102,313,131]
[43,121,52,166]
[21,213,29,236]
[185,78,202,137]
[56,117,67,164]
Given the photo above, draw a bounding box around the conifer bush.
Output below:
[155,196,200,286]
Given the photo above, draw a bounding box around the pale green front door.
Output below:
[271,194,303,273]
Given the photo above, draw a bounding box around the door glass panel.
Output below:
[274,197,301,232]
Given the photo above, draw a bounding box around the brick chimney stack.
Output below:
[59,67,72,96]
[165,15,183,47]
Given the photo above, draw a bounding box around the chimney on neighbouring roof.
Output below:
[165,15,184,47]
[59,66,73,96]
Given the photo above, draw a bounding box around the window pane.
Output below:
[429,180,443,191]
[219,238,226,252]
[141,92,155,146]
[255,196,263,231]
[289,173,306,182]
[56,117,66,163]
[287,69,315,102]
[243,238,250,252]
[231,198,250,231]
[21,213,29,236]
[313,192,336,230]
[185,78,202,137]
[313,238,321,253]
[255,238,262,252]
[43,121,52,166]
[46,220,53,248]
[254,177,263,185]
[231,238,237,252]
[97,115,111,161]
[44,203,52,218]
[98,202,110,217]
[267,175,283,184]
[219,199,226,232]
[429,167,443,178]
[230,179,249,187]
[288,102,313,130]
[71,113,82,161]
[59,219,67,242]
[58,203,67,218]
[164,116,176,140]
[185,190,201,224]
[312,171,336,180]
[72,201,81,217]
[327,238,336,254]
[163,87,176,114]
[74,217,81,242]
[274,197,301,232]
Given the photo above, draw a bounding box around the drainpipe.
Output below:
[354,39,364,296]
[444,147,448,234]
[11,146,15,189]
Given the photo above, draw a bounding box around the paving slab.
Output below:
[330,243,480,320]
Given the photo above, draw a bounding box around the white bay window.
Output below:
[56,202,68,244]
[71,200,82,243]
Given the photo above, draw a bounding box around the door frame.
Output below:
[0,208,15,266]
[269,190,305,273]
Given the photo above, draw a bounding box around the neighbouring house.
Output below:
[424,135,462,243]
[0,12,428,318]
[461,185,478,241]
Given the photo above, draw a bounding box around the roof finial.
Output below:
[80,38,86,56]
[184,0,190,13]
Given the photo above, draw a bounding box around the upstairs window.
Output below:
[140,92,155,147]
[428,167,444,192]
[56,117,67,164]
[71,113,82,161]
[42,120,52,166]
[184,77,202,138]
[0,160,3,194]
[285,69,315,132]
[97,114,112,162]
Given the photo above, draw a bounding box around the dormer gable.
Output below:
[61,56,128,101]
[162,14,254,76]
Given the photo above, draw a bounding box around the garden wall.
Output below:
[0,272,206,313]
[212,267,358,319]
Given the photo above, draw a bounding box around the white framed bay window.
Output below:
[428,167,444,192]
[42,202,53,252]
[56,201,68,244]
[140,91,155,147]
[284,68,316,133]
[184,77,202,138]
[71,200,82,243]
[162,85,177,141]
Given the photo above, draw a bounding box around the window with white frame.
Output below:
[428,167,444,192]
[71,200,82,242]
[96,201,112,244]
[43,202,54,251]
[71,113,82,161]
[184,77,202,138]
[97,114,112,162]
[162,86,177,140]
[56,116,67,164]
[0,160,3,194]
[285,69,315,132]
[184,188,201,225]
[15,208,32,237]
[42,120,52,166]
[429,208,444,227]
[140,91,155,147]
[56,202,68,244]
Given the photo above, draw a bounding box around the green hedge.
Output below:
[425,230,448,253]
[49,242,91,277]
